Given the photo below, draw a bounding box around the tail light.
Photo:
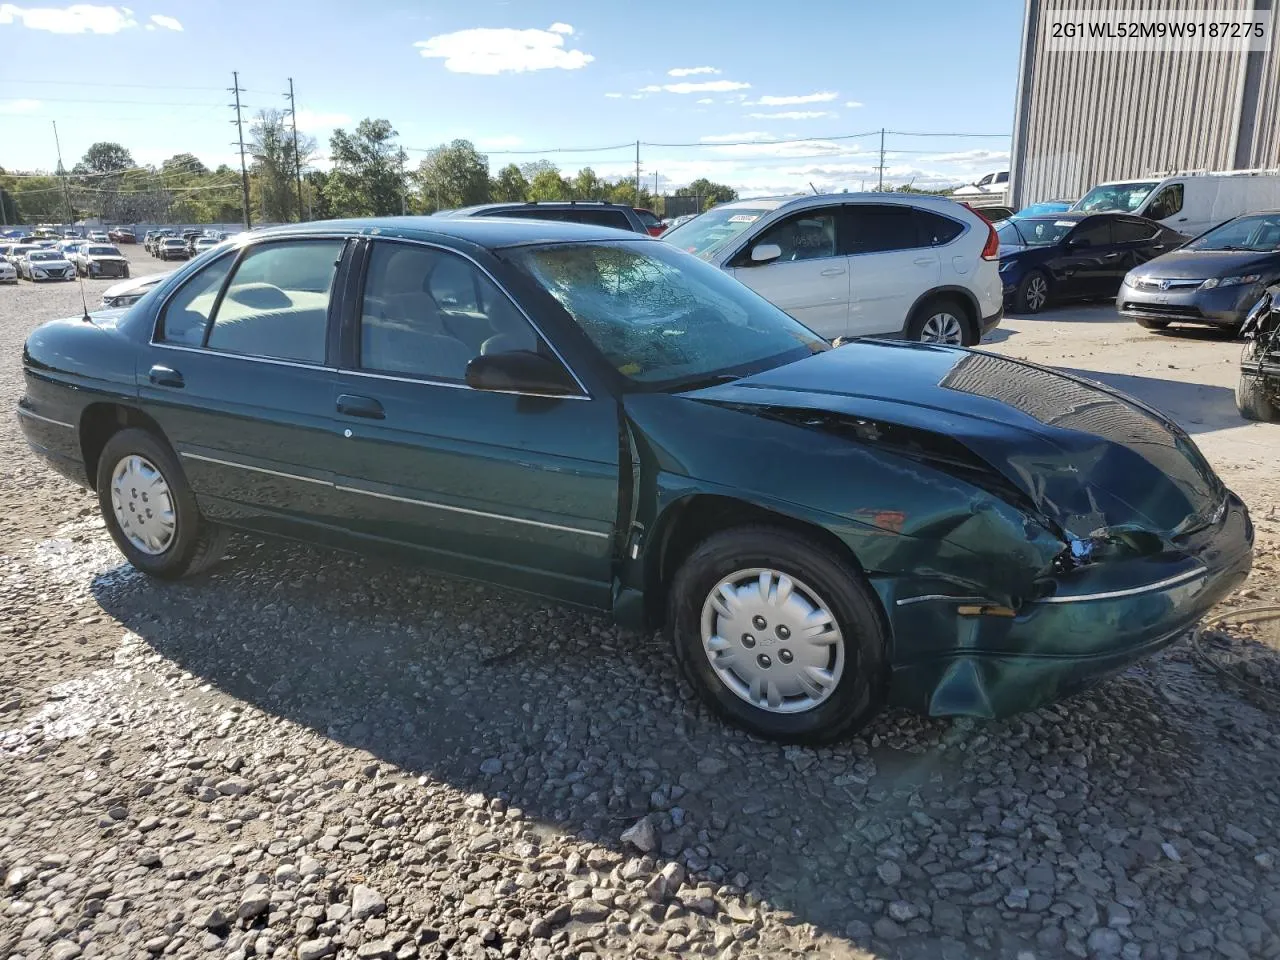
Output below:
[972,209,1000,260]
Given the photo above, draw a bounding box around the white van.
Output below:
[1071,171,1280,236]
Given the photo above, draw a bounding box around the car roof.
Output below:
[444,201,633,215]
[713,192,986,215]
[249,215,656,249]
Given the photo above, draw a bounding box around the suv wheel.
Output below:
[906,297,973,346]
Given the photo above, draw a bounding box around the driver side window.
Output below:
[746,211,838,264]
[1146,184,1184,220]
[358,242,540,382]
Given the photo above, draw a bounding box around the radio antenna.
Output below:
[52,120,91,322]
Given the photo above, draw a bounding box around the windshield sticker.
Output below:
[1054,220,1076,227]
[727,215,759,223]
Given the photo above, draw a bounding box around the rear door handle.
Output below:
[148,364,184,388]
[819,267,846,277]
[913,257,935,266]
[336,394,385,420]
[1102,252,1121,260]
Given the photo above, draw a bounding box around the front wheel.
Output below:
[1014,270,1050,313]
[668,526,887,743]
[96,428,229,579]
[906,297,973,346]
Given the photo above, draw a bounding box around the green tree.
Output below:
[76,142,134,176]
[570,167,609,201]
[491,163,528,202]
[249,109,316,223]
[326,118,405,218]
[528,166,569,202]
[676,177,738,210]
[305,170,333,220]
[414,139,490,213]
[162,153,209,177]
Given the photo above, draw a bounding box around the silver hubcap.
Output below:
[699,568,844,714]
[1026,275,1048,311]
[920,312,965,345]
[110,455,176,555]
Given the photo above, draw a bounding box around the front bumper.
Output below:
[885,492,1253,718]
[88,261,129,278]
[1119,281,1262,328]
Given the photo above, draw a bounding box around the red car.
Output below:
[108,228,137,244]
[633,208,665,237]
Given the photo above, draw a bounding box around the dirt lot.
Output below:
[2,251,1279,960]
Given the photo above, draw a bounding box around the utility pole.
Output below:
[230,71,251,229]
[634,141,640,203]
[877,128,885,192]
[52,121,75,229]
[285,77,304,222]
[398,149,407,216]
[653,170,658,205]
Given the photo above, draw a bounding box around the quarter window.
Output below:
[204,240,343,364]
[746,211,838,263]
[915,210,965,246]
[358,242,539,381]
[843,205,920,254]
[157,254,234,346]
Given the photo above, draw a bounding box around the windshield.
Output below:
[88,245,119,256]
[1073,181,1159,213]
[1186,214,1280,252]
[662,206,775,259]
[164,239,184,246]
[29,251,61,261]
[506,240,827,387]
[997,218,1076,247]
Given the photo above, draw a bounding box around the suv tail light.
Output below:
[971,209,1000,260]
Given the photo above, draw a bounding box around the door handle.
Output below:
[819,267,845,277]
[148,364,184,388]
[913,257,935,266]
[336,394,385,420]
[1102,252,1120,260]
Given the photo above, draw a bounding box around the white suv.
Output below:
[663,194,1003,345]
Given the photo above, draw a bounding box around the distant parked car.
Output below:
[662,193,1003,345]
[1015,200,1073,218]
[88,230,110,243]
[4,244,39,265]
[19,249,77,281]
[100,271,170,309]
[1120,211,1280,335]
[73,243,130,279]
[146,230,175,254]
[633,207,665,236]
[0,258,16,284]
[437,201,650,234]
[63,229,81,239]
[192,237,220,255]
[108,228,137,244]
[156,238,190,261]
[997,212,1184,313]
[959,202,1015,223]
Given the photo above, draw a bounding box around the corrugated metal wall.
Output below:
[1011,0,1279,205]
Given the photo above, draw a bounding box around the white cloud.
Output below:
[294,109,352,132]
[603,92,623,99]
[753,91,838,106]
[0,3,138,33]
[640,79,750,95]
[747,110,836,120]
[414,23,593,74]
[0,98,41,113]
[917,148,1011,165]
[667,66,719,77]
[148,12,179,30]
[845,100,864,108]
[696,98,713,104]
[699,131,773,143]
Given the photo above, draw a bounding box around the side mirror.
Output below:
[464,350,578,397]
[750,243,782,264]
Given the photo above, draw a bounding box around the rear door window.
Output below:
[1113,218,1159,243]
[1067,219,1114,247]
[915,210,965,246]
[566,209,633,230]
[842,205,921,254]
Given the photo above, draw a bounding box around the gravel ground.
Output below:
[2,253,1280,960]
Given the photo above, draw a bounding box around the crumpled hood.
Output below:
[684,341,1225,540]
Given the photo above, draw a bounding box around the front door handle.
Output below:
[148,364,184,388]
[913,257,935,266]
[337,394,385,420]
[819,267,845,277]
[1102,252,1121,260]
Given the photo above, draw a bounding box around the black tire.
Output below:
[667,525,887,743]
[1135,317,1169,330]
[1237,372,1279,423]
[96,427,229,579]
[123,266,131,279]
[1013,269,1050,314]
[905,296,976,346]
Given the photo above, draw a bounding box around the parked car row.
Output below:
[16,215,1254,742]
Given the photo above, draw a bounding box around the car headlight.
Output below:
[1122,272,1136,287]
[1203,274,1260,289]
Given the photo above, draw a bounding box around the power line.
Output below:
[644,130,882,148]
[9,95,229,108]
[404,141,635,156]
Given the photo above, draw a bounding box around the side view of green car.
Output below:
[17,217,1252,742]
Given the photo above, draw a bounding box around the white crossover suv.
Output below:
[662,193,1003,345]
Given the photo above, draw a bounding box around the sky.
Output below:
[0,0,1024,197]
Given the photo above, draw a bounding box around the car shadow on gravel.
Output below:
[89,533,1242,955]
[1062,366,1243,435]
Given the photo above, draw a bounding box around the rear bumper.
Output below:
[886,492,1253,718]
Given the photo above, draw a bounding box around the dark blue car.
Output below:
[998,212,1185,313]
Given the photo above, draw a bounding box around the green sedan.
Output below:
[17,217,1253,742]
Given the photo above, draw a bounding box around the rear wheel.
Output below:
[906,297,974,346]
[1014,270,1050,313]
[96,428,229,579]
[668,526,886,743]
[1135,317,1169,330]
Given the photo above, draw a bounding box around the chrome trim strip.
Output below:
[1034,567,1207,604]
[179,451,330,486]
[333,483,610,538]
[895,594,991,607]
[334,367,590,401]
[16,407,75,429]
[150,342,336,372]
